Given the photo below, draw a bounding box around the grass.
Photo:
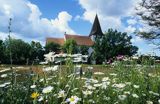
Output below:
[0,62,160,104]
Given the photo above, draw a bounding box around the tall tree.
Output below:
[137,0,160,46]
[4,38,31,64]
[92,37,104,64]
[78,45,89,55]
[93,29,138,64]
[30,41,44,61]
[45,42,61,53]
[62,39,78,54]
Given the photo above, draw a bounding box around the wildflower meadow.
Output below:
[0,53,160,104]
[0,0,160,104]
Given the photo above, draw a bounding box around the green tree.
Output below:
[0,40,5,63]
[4,38,31,64]
[92,37,104,64]
[137,0,160,46]
[45,42,61,53]
[62,39,78,54]
[78,45,89,55]
[30,41,45,61]
[93,29,138,64]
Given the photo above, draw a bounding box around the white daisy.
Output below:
[94,72,104,75]
[133,85,139,89]
[58,90,65,98]
[83,90,92,96]
[118,95,127,100]
[112,83,126,89]
[1,74,7,78]
[38,96,44,102]
[146,101,153,104]
[132,94,139,98]
[42,86,53,94]
[30,85,36,89]
[102,77,110,82]
[66,96,80,104]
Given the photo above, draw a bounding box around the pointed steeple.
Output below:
[89,14,103,37]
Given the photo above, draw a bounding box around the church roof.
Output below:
[46,37,64,46]
[46,34,94,46]
[89,14,103,37]
[65,34,94,46]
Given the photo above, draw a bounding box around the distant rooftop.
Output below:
[65,34,94,46]
[46,37,64,46]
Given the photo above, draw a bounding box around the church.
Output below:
[46,14,103,47]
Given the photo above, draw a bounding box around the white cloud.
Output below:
[127,19,137,25]
[78,0,140,31]
[0,32,9,40]
[0,0,75,43]
[125,26,136,34]
[74,15,81,21]
[51,11,75,34]
[131,36,143,43]
[79,0,137,17]
[0,32,22,41]
[138,48,144,54]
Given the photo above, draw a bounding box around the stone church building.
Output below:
[46,14,103,55]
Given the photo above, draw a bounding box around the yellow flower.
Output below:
[31,92,39,99]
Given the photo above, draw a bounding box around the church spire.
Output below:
[89,14,103,37]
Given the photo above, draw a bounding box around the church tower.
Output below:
[89,14,103,41]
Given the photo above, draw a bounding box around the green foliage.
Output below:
[92,37,104,64]
[93,29,138,64]
[78,45,89,55]
[30,41,45,61]
[45,42,61,53]
[0,38,45,64]
[136,55,155,65]
[0,62,160,103]
[137,0,160,46]
[3,38,31,64]
[62,39,78,54]
[0,40,5,63]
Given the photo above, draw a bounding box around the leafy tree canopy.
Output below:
[0,38,45,64]
[45,42,61,53]
[30,41,44,61]
[78,45,89,55]
[93,29,138,64]
[62,39,78,54]
[4,38,31,64]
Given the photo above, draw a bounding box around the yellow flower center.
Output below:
[70,98,75,102]
[31,92,39,99]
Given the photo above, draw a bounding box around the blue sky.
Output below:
[0,0,159,56]
[29,0,91,35]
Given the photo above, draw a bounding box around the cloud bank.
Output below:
[78,0,141,31]
[0,0,75,43]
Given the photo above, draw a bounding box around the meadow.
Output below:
[0,60,160,104]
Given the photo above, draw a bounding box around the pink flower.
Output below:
[116,55,124,60]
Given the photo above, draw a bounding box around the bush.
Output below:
[62,39,78,54]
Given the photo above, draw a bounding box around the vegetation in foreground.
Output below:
[0,60,160,104]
